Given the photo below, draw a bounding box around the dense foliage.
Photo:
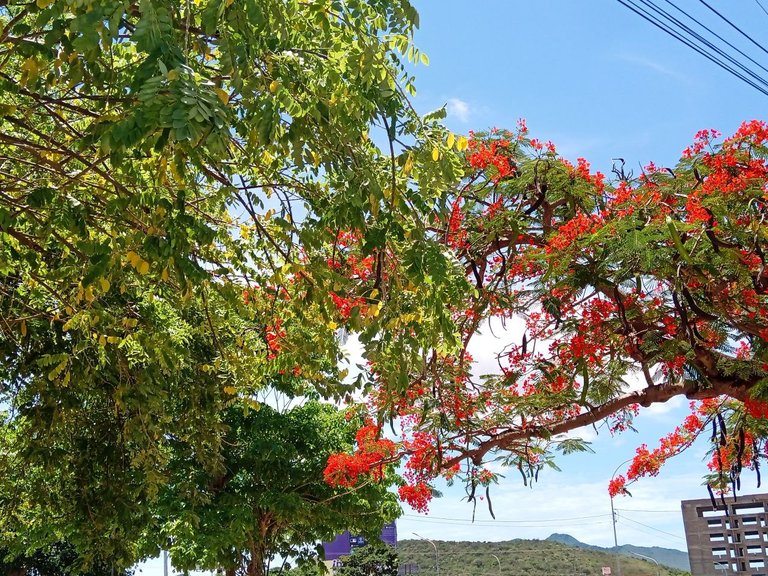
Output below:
[0,542,134,576]
[334,544,399,576]
[326,120,768,511]
[158,402,400,576]
[0,0,457,569]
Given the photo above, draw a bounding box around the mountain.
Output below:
[397,539,691,576]
[546,533,690,571]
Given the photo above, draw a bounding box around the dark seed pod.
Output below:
[708,484,718,509]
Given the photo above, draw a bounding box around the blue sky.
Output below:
[138,2,768,573]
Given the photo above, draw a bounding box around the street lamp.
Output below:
[413,532,439,576]
[492,554,501,576]
[630,551,661,576]
[610,458,634,576]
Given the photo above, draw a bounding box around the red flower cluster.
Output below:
[745,398,768,419]
[609,408,705,497]
[398,482,431,513]
[467,139,515,182]
[265,319,286,360]
[330,292,367,319]
[323,423,397,488]
[548,212,603,251]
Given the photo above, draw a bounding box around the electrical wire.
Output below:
[402,513,612,524]
[615,0,768,97]
[697,0,768,59]
[615,507,680,513]
[404,517,612,529]
[618,514,686,541]
[653,0,768,82]
[618,0,768,94]
[755,0,768,18]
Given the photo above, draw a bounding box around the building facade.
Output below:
[323,522,398,563]
[682,494,768,576]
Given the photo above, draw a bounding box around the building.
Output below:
[682,493,768,576]
[323,522,397,564]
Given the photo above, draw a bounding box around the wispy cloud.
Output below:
[446,97,472,123]
[615,53,686,80]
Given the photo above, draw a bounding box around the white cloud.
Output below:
[446,97,472,123]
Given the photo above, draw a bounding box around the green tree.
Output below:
[335,544,399,576]
[156,402,400,576]
[0,0,462,566]
[0,542,134,576]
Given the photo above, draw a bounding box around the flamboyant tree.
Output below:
[325,120,768,512]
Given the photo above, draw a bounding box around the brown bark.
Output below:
[441,373,755,470]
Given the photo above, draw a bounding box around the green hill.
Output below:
[397,539,690,576]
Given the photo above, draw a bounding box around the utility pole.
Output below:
[611,458,633,576]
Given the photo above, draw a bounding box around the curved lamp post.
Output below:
[630,551,661,576]
[492,554,502,576]
[413,532,439,576]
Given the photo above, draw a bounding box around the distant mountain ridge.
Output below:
[546,533,690,571]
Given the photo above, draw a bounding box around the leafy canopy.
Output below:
[0,0,460,567]
[326,121,768,511]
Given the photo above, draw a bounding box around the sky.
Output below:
[138,2,768,573]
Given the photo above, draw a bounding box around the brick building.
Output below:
[682,494,768,576]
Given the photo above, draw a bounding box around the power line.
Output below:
[618,514,686,541]
[620,0,768,94]
[615,0,768,97]
[402,513,612,524]
[615,507,680,514]
[696,0,768,60]
[655,0,768,81]
[755,0,768,18]
[404,517,611,529]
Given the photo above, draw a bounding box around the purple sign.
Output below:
[322,522,397,560]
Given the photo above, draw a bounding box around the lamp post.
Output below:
[715,560,731,575]
[492,554,501,576]
[610,458,633,576]
[413,533,439,576]
[630,552,661,576]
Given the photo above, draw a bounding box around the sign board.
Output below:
[602,567,612,576]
